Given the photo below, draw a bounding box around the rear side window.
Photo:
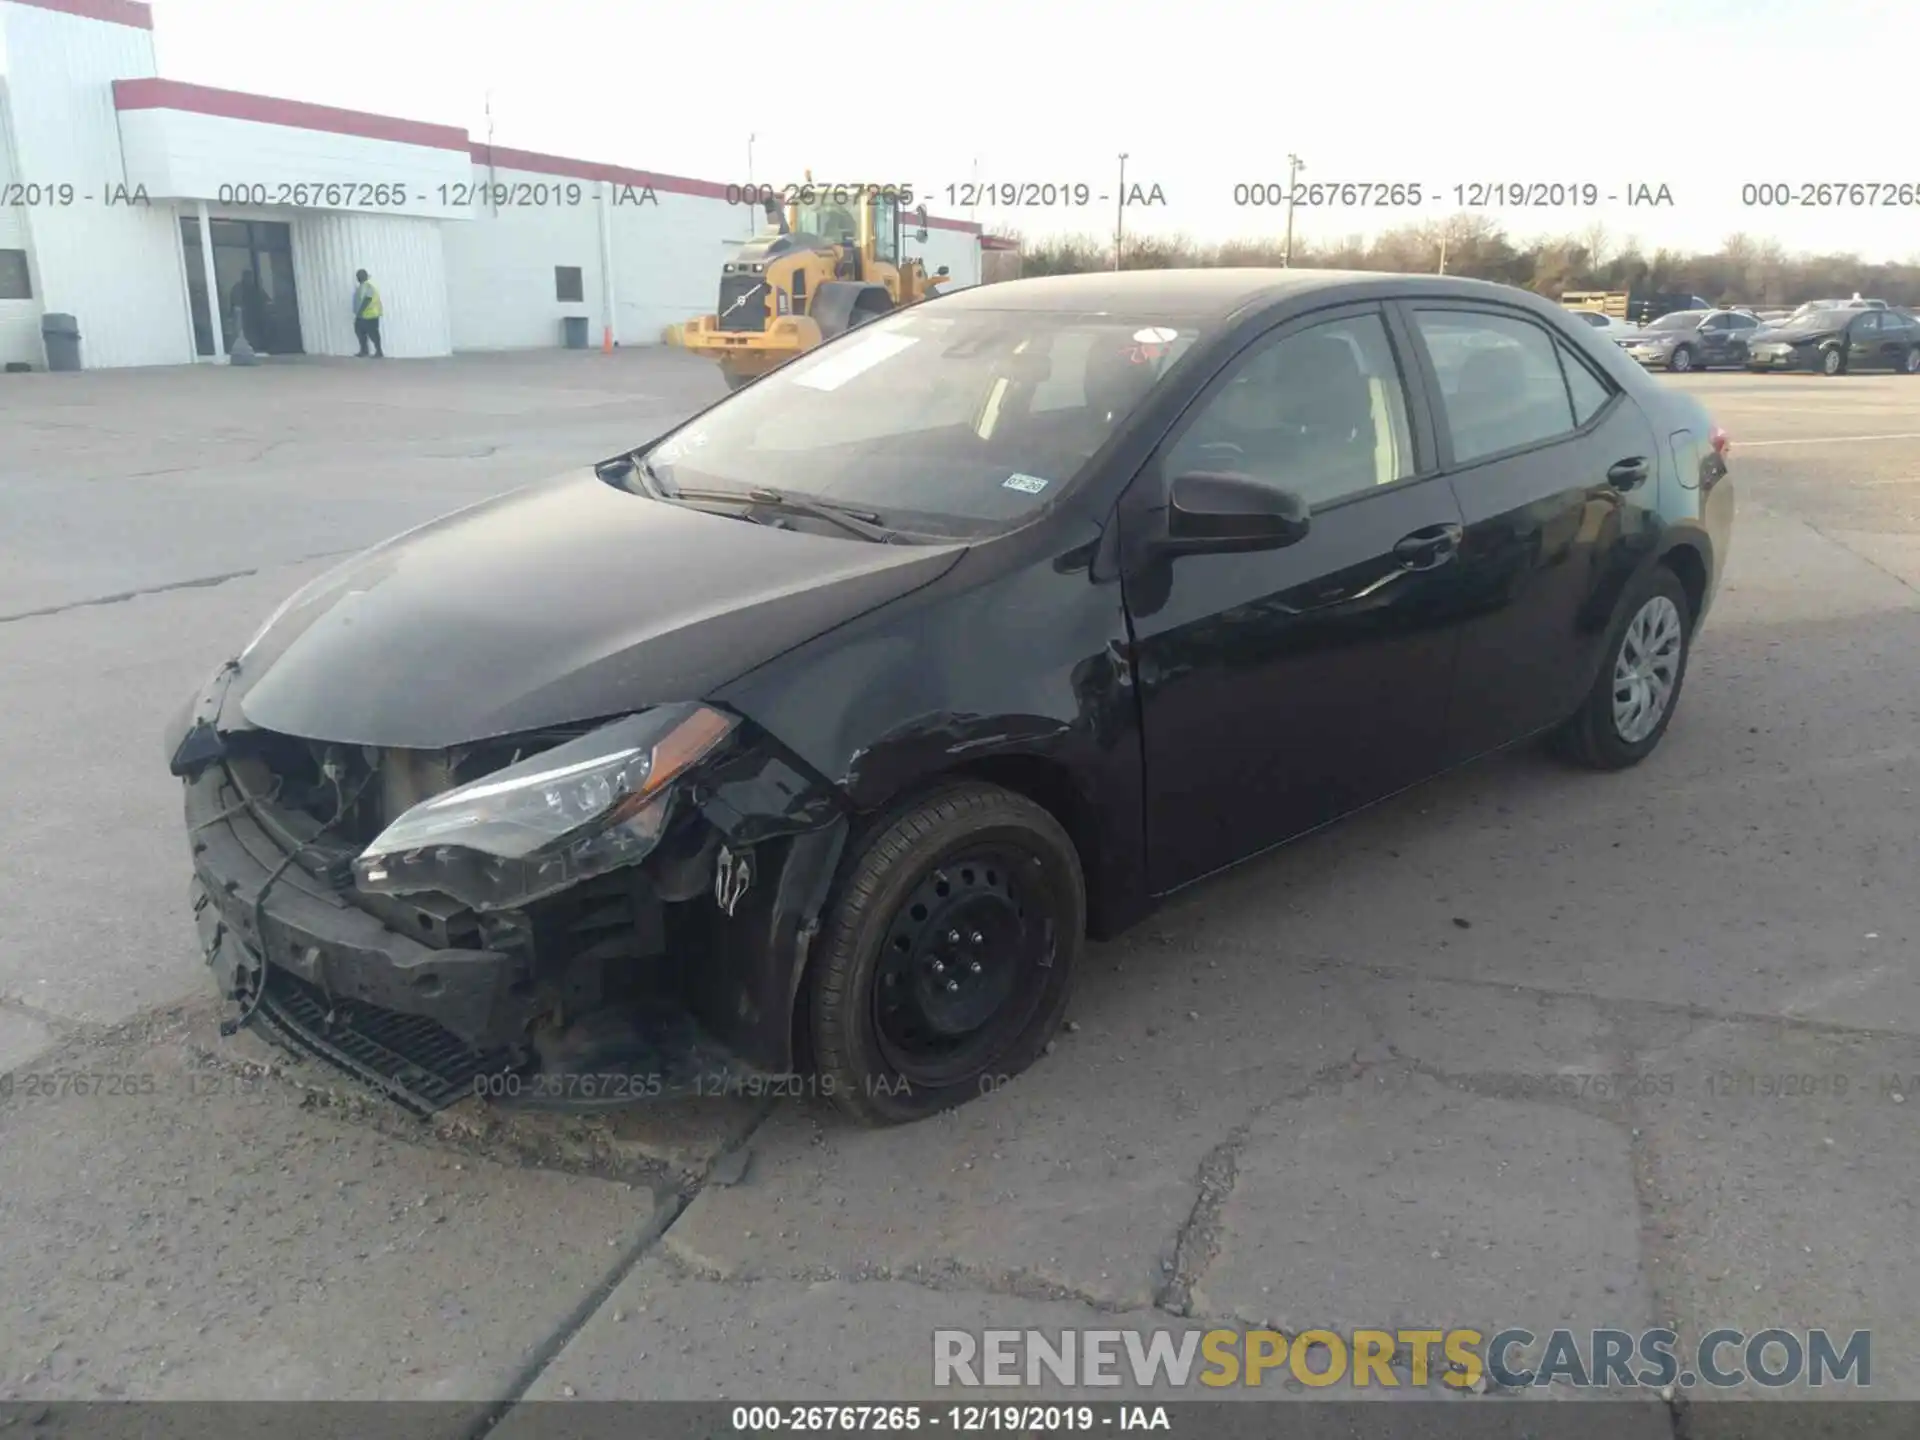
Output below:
[1414,310,1577,465]
[1558,343,1613,427]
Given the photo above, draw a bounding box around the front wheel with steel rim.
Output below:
[1821,346,1844,376]
[1551,567,1694,770]
[805,782,1083,1125]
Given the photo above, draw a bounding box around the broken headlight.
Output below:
[353,704,736,911]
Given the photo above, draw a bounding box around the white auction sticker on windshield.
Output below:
[1003,473,1050,494]
[1132,327,1180,344]
[792,332,920,391]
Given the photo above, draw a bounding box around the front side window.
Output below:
[1415,309,1577,465]
[641,309,1201,538]
[1851,313,1880,335]
[1163,311,1414,509]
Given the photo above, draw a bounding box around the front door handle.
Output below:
[1393,522,1463,571]
[1607,456,1651,489]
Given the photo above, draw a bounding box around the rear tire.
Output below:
[1904,347,1920,375]
[806,783,1083,1126]
[1551,567,1693,771]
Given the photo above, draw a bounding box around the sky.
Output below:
[148,0,1920,262]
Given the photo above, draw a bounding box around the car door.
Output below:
[1397,303,1664,763]
[1697,314,1735,367]
[1723,311,1758,366]
[1119,304,1468,892]
[1846,311,1883,369]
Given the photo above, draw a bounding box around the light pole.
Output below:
[747,133,756,188]
[1282,152,1304,267]
[1114,153,1129,270]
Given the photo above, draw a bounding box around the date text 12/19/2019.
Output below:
[1229,181,1676,208]
[729,1405,1171,1432]
[470,1070,922,1102]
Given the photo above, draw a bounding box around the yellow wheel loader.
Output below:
[682,184,952,391]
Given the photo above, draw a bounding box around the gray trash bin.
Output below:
[42,313,81,372]
[563,315,590,350]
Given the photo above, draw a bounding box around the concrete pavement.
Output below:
[2,352,1917,1426]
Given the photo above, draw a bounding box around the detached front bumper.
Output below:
[171,669,852,1115]
[186,760,534,1110]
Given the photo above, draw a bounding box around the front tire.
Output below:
[1668,345,1695,373]
[1551,568,1693,771]
[722,370,753,392]
[1821,346,1845,376]
[806,783,1084,1126]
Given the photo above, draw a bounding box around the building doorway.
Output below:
[181,216,303,356]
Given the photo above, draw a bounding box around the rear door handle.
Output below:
[1393,522,1463,571]
[1607,456,1651,489]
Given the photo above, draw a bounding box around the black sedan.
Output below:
[165,270,1735,1125]
[1616,308,1760,372]
[1745,307,1920,375]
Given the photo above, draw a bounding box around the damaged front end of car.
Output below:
[167,666,849,1115]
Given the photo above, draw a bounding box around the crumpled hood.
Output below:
[234,468,964,748]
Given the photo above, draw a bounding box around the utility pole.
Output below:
[1437,225,1449,275]
[1114,153,1129,270]
[747,134,756,188]
[1282,152,1304,267]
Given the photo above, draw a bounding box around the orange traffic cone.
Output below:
[601,325,613,354]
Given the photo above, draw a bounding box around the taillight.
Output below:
[1710,425,1730,457]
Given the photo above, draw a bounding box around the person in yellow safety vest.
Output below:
[352,268,384,359]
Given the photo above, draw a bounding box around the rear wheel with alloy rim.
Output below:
[1904,348,1920,375]
[805,782,1083,1125]
[1552,567,1694,770]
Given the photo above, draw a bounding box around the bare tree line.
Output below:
[999,216,1920,305]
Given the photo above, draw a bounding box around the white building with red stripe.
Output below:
[0,0,982,369]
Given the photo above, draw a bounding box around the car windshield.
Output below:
[636,309,1202,539]
[1645,311,1704,332]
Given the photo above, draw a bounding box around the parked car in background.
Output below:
[1618,309,1760,372]
[1566,308,1641,340]
[1746,307,1920,375]
[1788,297,1887,319]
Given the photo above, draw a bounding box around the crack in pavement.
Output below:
[1154,1122,1252,1317]
[0,547,362,624]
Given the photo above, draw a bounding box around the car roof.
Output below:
[928,268,1543,323]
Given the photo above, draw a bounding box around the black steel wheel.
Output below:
[805,782,1083,1125]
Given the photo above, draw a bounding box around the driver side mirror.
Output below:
[1161,472,1311,554]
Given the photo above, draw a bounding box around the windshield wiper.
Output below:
[673,485,898,543]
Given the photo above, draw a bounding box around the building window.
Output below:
[555,266,584,303]
[0,250,31,300]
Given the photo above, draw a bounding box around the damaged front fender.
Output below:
[676,729,849,1075]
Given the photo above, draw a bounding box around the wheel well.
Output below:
[1661,544,1707,623]
[788,755,1101,1074]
